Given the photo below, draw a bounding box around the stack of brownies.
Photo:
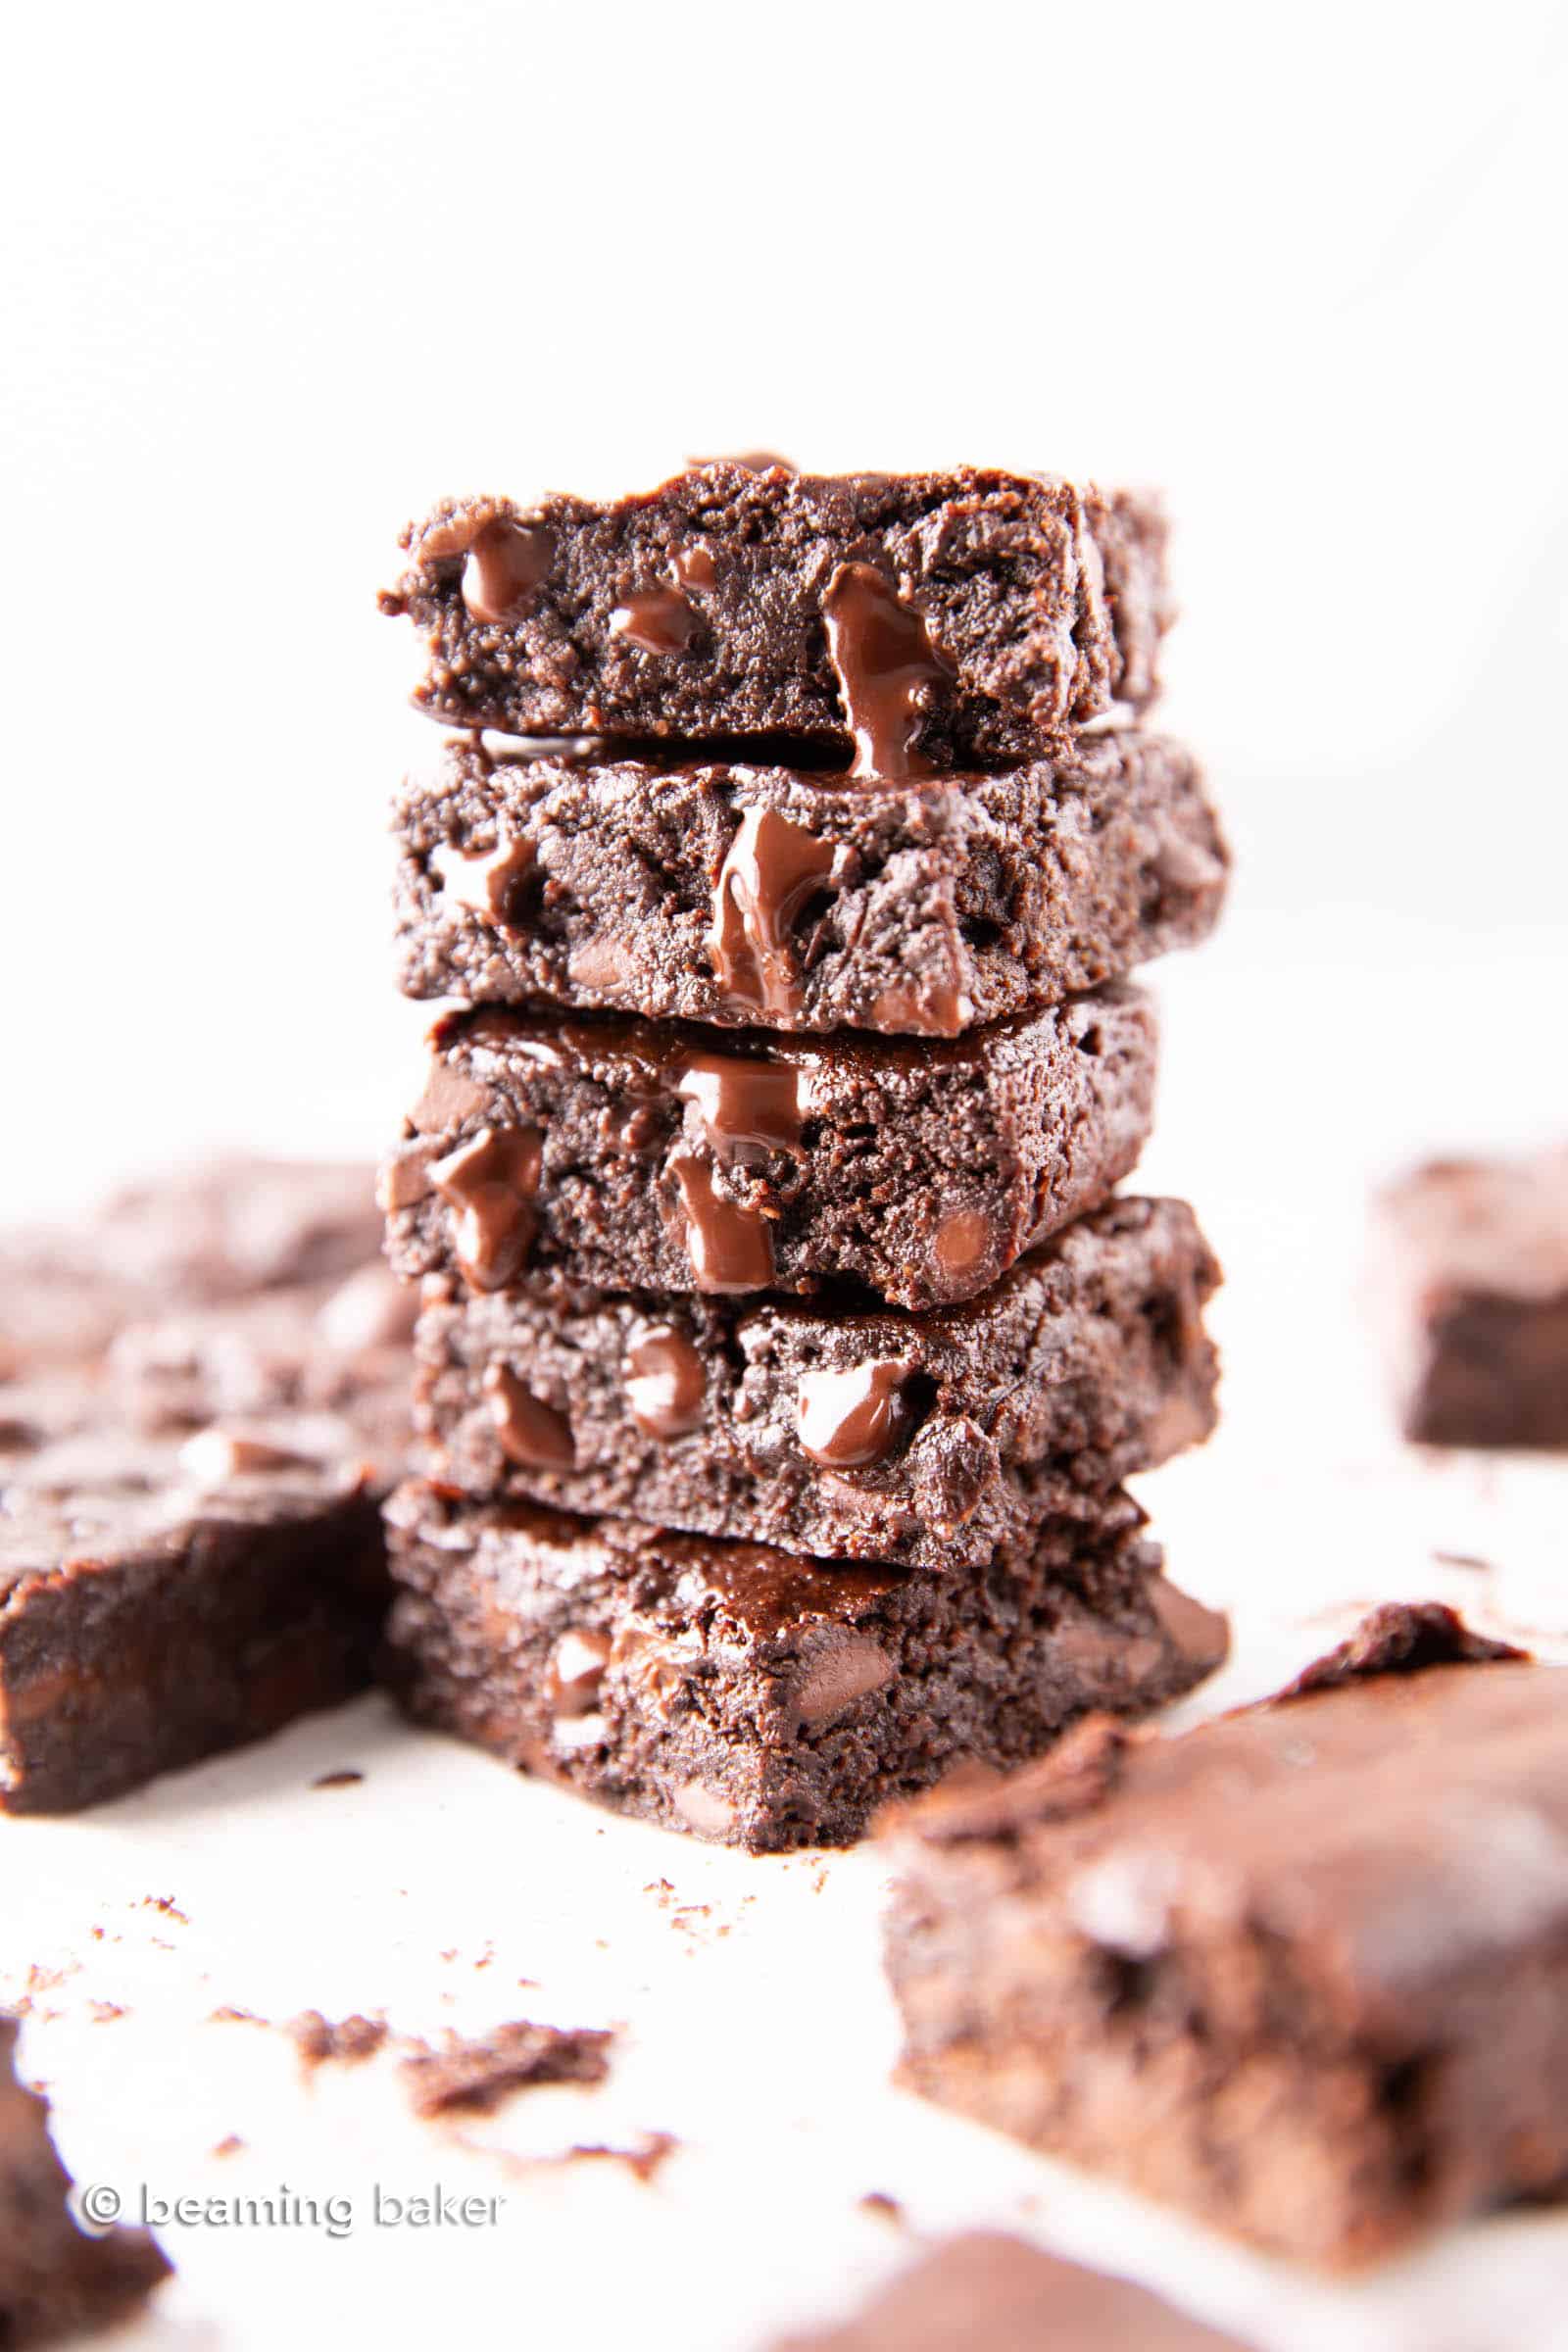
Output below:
[376,459,1232,1851]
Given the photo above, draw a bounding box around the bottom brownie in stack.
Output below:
[382,1486,1226,1852]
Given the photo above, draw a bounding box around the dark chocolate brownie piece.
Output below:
[392,730,1227,1036]
[411,1198,1220,1569]
[379,464,1168,760]
[0,1160,381,1381]
[770,2231,1251,2350]
[0,1399,395,1813]
[882,1611,1568,2268]
[382,1482,1227,1853]
[1,2012,171,2342]
[1372,1147,1568,1446]
[380,992,1155,1313]
[400,2021,613,2117]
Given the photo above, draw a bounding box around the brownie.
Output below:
[1371,1147,1568,1446]
[0,1408,393,1812]
[771,2231,1250,2351]
[882,1610,1568,2267]
[380,992,1155,1313]
[380,464,1169,761]
[411,1198,1220,1569]
[1,2012,171,2343]
[392,730,1227,1037]
[383,1482,1227,1853]
[0,1159,381,1380]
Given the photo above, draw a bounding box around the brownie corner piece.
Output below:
[382,1484,1226,1853]
[882,1620,1567,2267]
[381,464,1171,759]
[1,2014,171,2341]
[1371,1145,1568,1446]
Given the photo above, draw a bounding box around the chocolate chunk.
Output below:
[611,585,701,654]
[429,830,535,923]
[822,562,953,780]
[483,1364,574,1469]
[710,807,838,1020]
[458,516,555,623]
[429,1125,542,1291]
[795,1360,915,1469]
[622,1326,707,1440]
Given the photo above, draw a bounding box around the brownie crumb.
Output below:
[858,2191,905,2225]
[1433,1550,1494,1574]
[212,2134,245,2159]
[140,1897,188,1925]
[88,2002,125,2025]
[209,2006,265,2028]
[1277,1601,1529,1699]
[311,1769,365,1789]
[401,2022,614,2118]
[564,2131,678,2184]
[289,2011,389,2069]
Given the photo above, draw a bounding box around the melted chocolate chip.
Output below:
[792,1638,894,1724]
[431,831,535,925]
[430,1127,543,1291]
[675,1054,804,1159]
[462,518,555,624]
[179,1427,317,1484]
[671,542,717,591]
[822,562,952,780]
[934,1206,997,1283]
[710,808,837,1018]
[623,1327,707,1440]
[484,1364,575,1469]
[669,1156,775,1293]
[548,1629,612,1717]
[796,1360,915,1468]
[688,451,798,475]
[611,586,700,655]
[868,976,969,1037]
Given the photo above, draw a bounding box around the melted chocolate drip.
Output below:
[431,831,535,925]
[710,808,837,1018]
[430,1127,543,1291]
[548,1629,611,1716]
[462,518,555,624]
[669,1156,775,1293]
[796,1360,914,1468]
[484,1364,575,1469]
[822,562,952,780]
[675,1054,804,1159]
[611,586,700,654]
[623,1326,708,1440]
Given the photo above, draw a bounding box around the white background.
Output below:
[5,6,1568,2348]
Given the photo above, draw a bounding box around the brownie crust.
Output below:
[412,1198,1220,1568]
[383,1483,1227,1853]
[380,464,1169,760]
[392,731,1227,1038]
[883,1624,1568,2267]
[380,992,1156,1313]
[1372,1149,1568,1447]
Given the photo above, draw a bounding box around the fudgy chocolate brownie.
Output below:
[392,730,1227,1037]
[379,464,1168,760]
[380,993,1155,1313]
[0,1408,392,1812]
[1371,1147,1568,1446]
[771,2231,1250,2351]
[0,1159,382,1380]
[383,1482,1227,1852]
[882,1608,1568,2268]
[411,1198,1220,1569]
[0,2014,171,2343]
